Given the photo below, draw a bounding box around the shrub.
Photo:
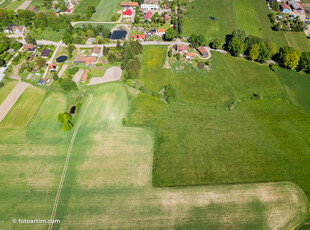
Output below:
[57,78,77,91]
[62,121,73,131]
[0,82,4,88]
[269,63,278,72]
[165,84,177,103]
[197,61,204,69]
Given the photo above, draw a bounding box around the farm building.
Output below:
[141,0,159,10]
[281,3,290,13]
[185,52,196,60]
[144,11,153,21]
[23,44,36,52]
[91,46,100,57]
[133,34,146,41]
[120,2,138,8]
[75,56,97,66]
[41,49,50,58]
[288,0,303,11]
[81,69,90,83]
[122,9,133,18]
[197,46,208,57]
[177,44,189,53]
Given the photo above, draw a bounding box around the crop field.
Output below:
[0,86,45,128]
[0,0,27,11]
[184,0,310,51]
[0,81,17,105]
[0,93,70,229]
[52,83,308,229]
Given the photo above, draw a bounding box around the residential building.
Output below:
[4,24,25,34]
[177,44,189,53]
[185,52,196,60]
[157,28,165,36]
[28,5,36,12]
[74,56,97,65]
[91,46,100,57]
[48,64,57,72]
[41,49,50,58]
[281,3,290,13]
[122,9,133,18]
[141,0,159,10]
[23,44,36,52]
[288,0,302,11]
[144,11,153,21]
[133,34,146,41]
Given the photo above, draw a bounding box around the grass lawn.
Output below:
[30,28,65,42]
[90,0,122,22]
[0,81,18,105]
[74,23,115,31]
[0,0,27,10]
[74,0,101,14]
[0,86,45,128]
[129,46,310,199]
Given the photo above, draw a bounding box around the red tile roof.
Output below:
[281,3,290,10]
[197,46,207,55]
[144,11,153,20]
[186,52,196,58]
[157,28,165,33]
[23,44,34,50]
[81,69,89,83]
[91,46,100,54]
[177,44,189,51]
[75,56,97,65]
[122,9,133,16]
[28,5,36,12]
[298,3,305,11]
[133,34,145,40]
[120,2,139,7]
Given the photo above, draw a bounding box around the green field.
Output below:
[128,47,310,199]
[0,92,71,229]
[90,0,122,22]
[75,0,122,22]
[184,0,310,51]
[0,86,45,128]
[0,81,17,105]
[1,45,310,228]
[0,0,27,10]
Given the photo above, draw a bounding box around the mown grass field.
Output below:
[129,47,310,200]
[184,0,310,51]
[0,0,27,10]
[0,81,17,105]
[0,93,70,229]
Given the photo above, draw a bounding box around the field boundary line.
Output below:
[48,94,93,230]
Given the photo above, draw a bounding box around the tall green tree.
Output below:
[284,51,300,70]
[228,37,243,57]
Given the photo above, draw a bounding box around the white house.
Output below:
[141,0,159,10]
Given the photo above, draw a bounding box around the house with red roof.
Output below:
[133,34,145,41]
[122,9,133,18]
[120,2,139,8]
[66,8,71,14]
[157,28,165,36]
[177,44,189,53]
[185,52,196,60]
[144,11,153,21]
[281,3,290,13]
[197,46,208,58]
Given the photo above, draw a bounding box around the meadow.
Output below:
[184,0,310,51]
[128,46,310,201]
[0,81,17,105]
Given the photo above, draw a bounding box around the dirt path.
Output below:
[48,94,93,230]
[72,69,84,83]
[0,81,29,123]
[88,66,122,85]
[10,60,25,81]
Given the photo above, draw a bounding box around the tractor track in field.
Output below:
[48,94,93,230]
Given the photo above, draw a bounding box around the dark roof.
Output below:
[5,24,17,31]
[41,49,50,57]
